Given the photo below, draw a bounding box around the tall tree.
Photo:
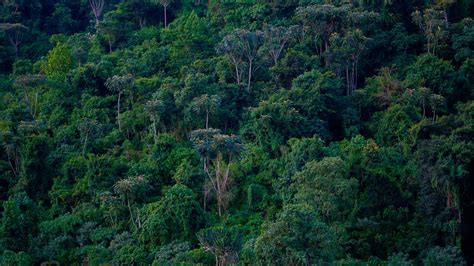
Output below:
[326,29,369,95]
[13,74,45,118]
[0,23,27,58]
[105,74,134,131]
[190,129,243,217]
[262,24,297,66]
[217,29,264,93]
[189,94,220,130]
[152,0,171,27]
[77,118,99,156]
[412,8,448,55]
[89,0,105,30]
[197,227,242,266]
[145,99,165,143]
[113,175,147,230]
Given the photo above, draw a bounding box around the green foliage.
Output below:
[254,204,340,264]
[0,192,38,252]
[141,184,205,246]
[422,246,466,265]
[41,42,74,79]
[292,157,358,222]
[197,226,243,265]
[0,0,472,264]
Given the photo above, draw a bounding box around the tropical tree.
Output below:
[89,0,105,29]
[262,24,297,66]
[113,175,147,229]
[412,8,448,55]
[197,226,243,266]
[190,129,243,216]
[0,23,27,58]
[105,74,134,131]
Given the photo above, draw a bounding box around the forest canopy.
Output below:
[0,0,473,265]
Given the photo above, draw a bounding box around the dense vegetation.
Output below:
[0,0,473,264]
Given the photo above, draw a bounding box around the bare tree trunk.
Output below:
[164,5,168,27]
[355,60,358,91]
[6,153,18,178]
[13,42,18,59]
[89,0,104,32]
[351,61,356,94]
[346,67,350,95]
[117,92,122,130]
[422,99,426,117]
[127,197,136,229]
[136,207,142,228]
[235,65,240,85]
[33,92,38,118]
[247,59,253,93]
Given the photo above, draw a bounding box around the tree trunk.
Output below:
[422,99,426,117]
[14,43,18,59]
[164,6,168,27]
[247,59,253,93]
[127,197,136,229]
[346,67,350,95]
[117,92,122,131]
[235,65,240,85]
[33,92,38,118]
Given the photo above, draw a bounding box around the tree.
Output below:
[292,157,358,222]
[151,0,171,27]
[113,175,147,229]
[190,129,243,217]
[295,4,347,57]
[89,0,105,29]
[99,191,120,228]
[0,192,38,252]
[189,94,220,130]
[0,250,33,266]
[216,32,245,86]
[98,11,127,53]
[41,42,75,79]
[217,29,264,93]
[423,246,465,265]
[404,54,455,98]
[243,70,342,152]
[197,227,243,266]
[363,67,403,109]
[451,18,474,62]
[105,74,134,131]
[295,4,376,62]
[325,29,369,95]
[429,93,446,122]
[13,74,45,118]
[239,29,264,93]
[412,8,448,55]
[77,118,99,156]
[254,204,340,264]
[141,184,204,246]
[262,24,297,65]
[0,23,27,58]
[145,99,165,143]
